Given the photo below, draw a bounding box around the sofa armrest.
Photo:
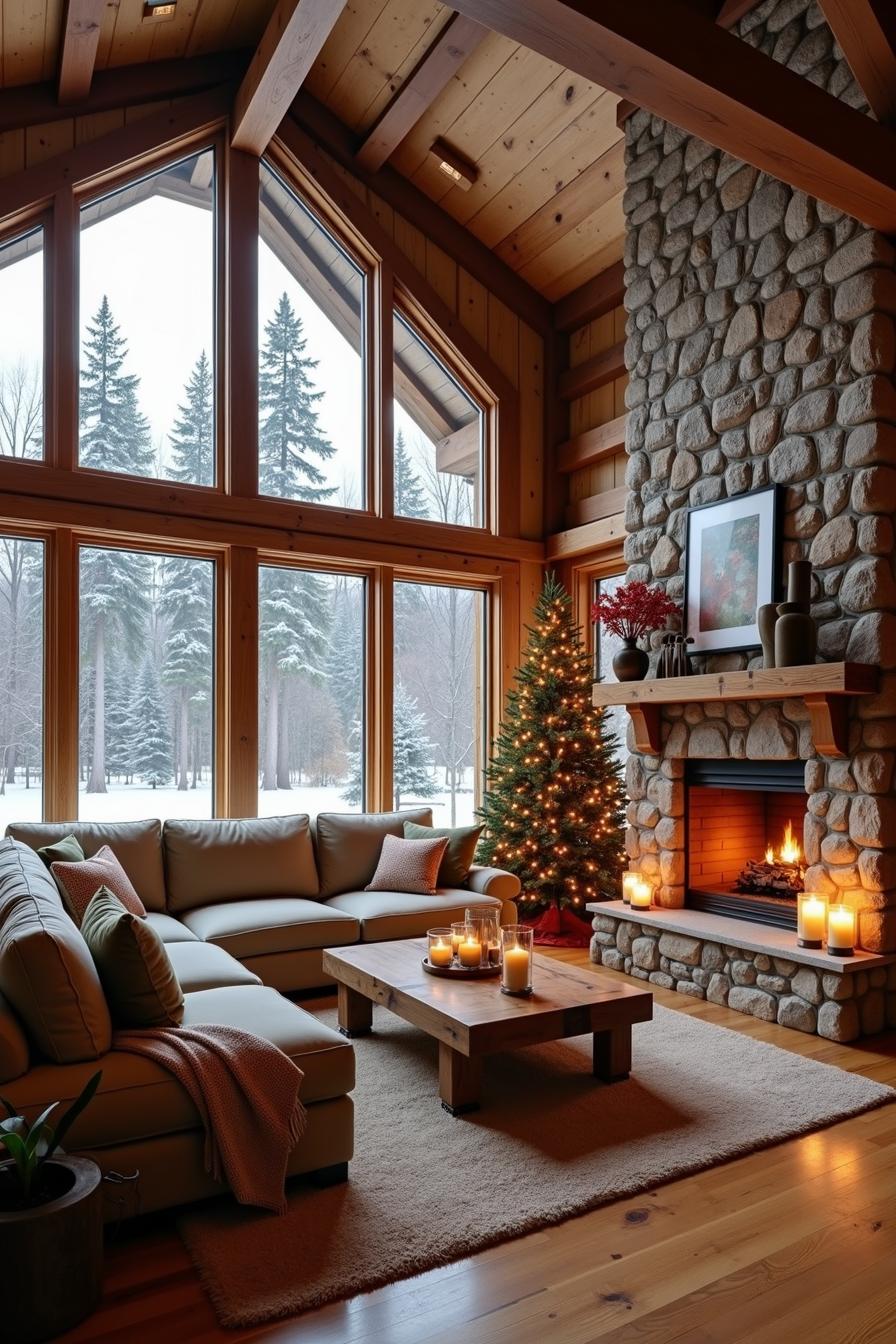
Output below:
[465,865,521,902]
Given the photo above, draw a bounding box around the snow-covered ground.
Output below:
[0,782,479,830]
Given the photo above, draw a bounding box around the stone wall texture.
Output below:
[591,911,896,1041]
[620,0,896,952]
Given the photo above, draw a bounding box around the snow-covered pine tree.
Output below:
[258,292,335,503]
[79,296,154,477]
[160,556,213,790]
[340,719,364,807]
[259,565,330,792]
[392,681,435,809]
[129,657,173,789]
[394,428,428,518]
[326,586,363,736]
[104,657,136,784]
[476,572,625,942]
[168,350,214,487]
[80,546,150,793]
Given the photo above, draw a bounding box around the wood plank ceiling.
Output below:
[0,0,626,303]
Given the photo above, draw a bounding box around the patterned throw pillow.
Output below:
[365,833,450,896]
[81,887,183,1028]
[51,845,147,927]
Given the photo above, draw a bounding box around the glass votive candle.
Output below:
[629,877,653,910]
[621,871,641,905]
[826,903,856,957]
[450,922,467,958]
[797,891,828,948]
[427,928,455,968]
[457,920,484,968]
[501,925,533,996]
[479,910,501,966]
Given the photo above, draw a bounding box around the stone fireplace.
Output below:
[588,0,896,1040]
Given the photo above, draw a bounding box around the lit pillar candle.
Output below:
[502,947,531,992]
[428,939,453,968]
[797,892,827,948]
[458,938,483,968]
[622,872,641,905]
[629,878,652,910]
[826,904,856,957]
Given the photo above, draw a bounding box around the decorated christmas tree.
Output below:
[477,572,625,944]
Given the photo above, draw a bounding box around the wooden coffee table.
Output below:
[322,939,653,1115]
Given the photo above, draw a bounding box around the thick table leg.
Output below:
[593,1025,632,1082]
[438,1043,482,1115]
[337,984,373,1037]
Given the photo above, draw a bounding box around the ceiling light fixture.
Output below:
[429,138,478,191]
[142,0,177,20]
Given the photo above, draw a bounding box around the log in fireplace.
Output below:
[686,760,808,930]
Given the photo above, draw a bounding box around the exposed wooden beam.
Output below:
[436,421,479,476]
[559,341,626,401]
[546,512,625,561]
[232,0,347,155]
[564,484,627,529]
[553,259,625,333]
[57,0,105,104]
[0,51,250,134]
[818,0,896,125]
[557,413,628,473]
[356,13,488,173]
[447,0,896,230]
[290,94,553,337]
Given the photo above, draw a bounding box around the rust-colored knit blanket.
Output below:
[114,1024,306,1213]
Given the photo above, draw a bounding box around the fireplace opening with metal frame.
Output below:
[686,760,807,930]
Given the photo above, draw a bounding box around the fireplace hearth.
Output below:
[686,761,807,931]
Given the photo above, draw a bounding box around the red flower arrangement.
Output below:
[591,581,680,642]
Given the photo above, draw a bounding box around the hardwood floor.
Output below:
[62,948,896,1344]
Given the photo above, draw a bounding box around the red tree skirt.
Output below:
[522,905,594,948]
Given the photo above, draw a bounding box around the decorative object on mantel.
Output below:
[658,633,695,678]
[775,559,817,668]
[685,485,781,656]
[757,602,779,669]
[590,579,680,682]
[478,573,624,948]
[591,662,878,759]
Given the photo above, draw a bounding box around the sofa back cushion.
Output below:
[7,820,166,912]
[315,809,433,898]
[81,888,184,1028]
[163,815,319,912]
[0,990,29,1083]
[0,838,111,1063]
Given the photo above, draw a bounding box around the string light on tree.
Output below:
[476,572,624,945]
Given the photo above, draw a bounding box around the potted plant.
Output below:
[591,580,680,681]
[0,1071,104,1344]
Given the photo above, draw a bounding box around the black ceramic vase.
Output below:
[613,637,649,681]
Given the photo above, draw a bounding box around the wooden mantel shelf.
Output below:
[592,662,879,759]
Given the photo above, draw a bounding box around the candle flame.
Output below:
[765,820,802,866]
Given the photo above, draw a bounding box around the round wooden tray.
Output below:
[421,957,501,979]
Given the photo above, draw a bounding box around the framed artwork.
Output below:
[684,486,781,656]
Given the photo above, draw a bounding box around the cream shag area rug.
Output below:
[178,1003,893,1327]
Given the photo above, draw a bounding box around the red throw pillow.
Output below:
[51,845,147,927]
[365,833,449,896]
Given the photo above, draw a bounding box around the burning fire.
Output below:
[765,820,802,866]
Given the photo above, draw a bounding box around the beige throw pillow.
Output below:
[51,845,147,927]
[365,833,449,896]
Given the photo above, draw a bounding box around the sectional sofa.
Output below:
[0,809,520,1216]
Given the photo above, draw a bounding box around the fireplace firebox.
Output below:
[686,761,808,930]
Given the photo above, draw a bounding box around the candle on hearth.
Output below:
[622,871,641,905]
[826,904,856,957]
[458,938,483,968]
[797,892,827,948]
[629,878,652,910]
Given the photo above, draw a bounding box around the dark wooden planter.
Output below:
[0,1155,103,1343]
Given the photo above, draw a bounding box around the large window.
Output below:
[258,566,365,816]
[0,537,44,826]
[0,228,44,460]
[394,581,485,825]
[78,546,215,819]
[393,313,483,528]
[79,150,216,485]
[258,164,365,507]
